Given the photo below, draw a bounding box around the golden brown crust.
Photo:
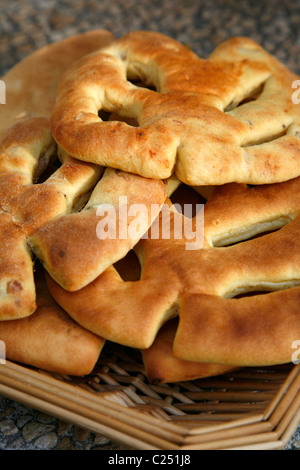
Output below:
[0,212,35,320]
[0,31,116,319]
[0,30,114,139]
[0,119,167,315]
[0,117,55,179]
[3,30,300,379]
[174,288,300,366]
[46,266,180,349]
[51,31,300,185]
[142,319,237,384]
[198,177,300,246]
[0,271,104,376]
[29,168,168,291]
[47,180,300,364]
[0,117,102,319]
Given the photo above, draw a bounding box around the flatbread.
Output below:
[50,31,300,185]
[46,180,300,367]
[142,318,237,384]
[0,30,114,139]
[0,269,104,376]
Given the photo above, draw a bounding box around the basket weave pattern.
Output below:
[0,343,298,450]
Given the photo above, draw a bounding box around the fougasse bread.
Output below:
[46,179,300,368]
[50,31,300,185]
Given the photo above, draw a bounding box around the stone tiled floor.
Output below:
[0,0,300,450]
[1,0,300,76]
[0,395,129,450]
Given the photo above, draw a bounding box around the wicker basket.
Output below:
[0,342,299,450]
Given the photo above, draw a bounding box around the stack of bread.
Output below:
[1,30,300,384]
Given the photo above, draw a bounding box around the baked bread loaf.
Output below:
[0,268,104,375]
[142,318,236,384]
[2,29,300,384]
[46,180,300,367]
[0,32,169,319]
[0,31,115,319]
[51,31,300,185]
[0,30,114,140]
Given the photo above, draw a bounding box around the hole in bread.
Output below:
[98,110,111,121]
[114,250,141,281]
[170,184,206,219]
[225,80,291,147]
[233,290,270,299]
[126,66,157,92]
[71,191,94,213]
[224,82,265,112]
[98,110,139,127]
[212,217,292,248]
[127,78,157,91]
[243,126,288,147]
[33,153,61,184]
[226,280,300,299]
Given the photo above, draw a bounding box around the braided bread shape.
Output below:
[47,177,300,367]
[51,31,300,185]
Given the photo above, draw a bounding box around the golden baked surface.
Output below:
[142,318,236,384]
[0,31,120,374]
[0,30,114,140]
[47,179,300,367]
[51,31,300,185]
[0,31,169,320]
[0,269,104,376]
[2,30,300,382]
[0,30,116,318]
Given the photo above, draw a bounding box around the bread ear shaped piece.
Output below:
[0,270,104,376]
[142,319,237,384]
